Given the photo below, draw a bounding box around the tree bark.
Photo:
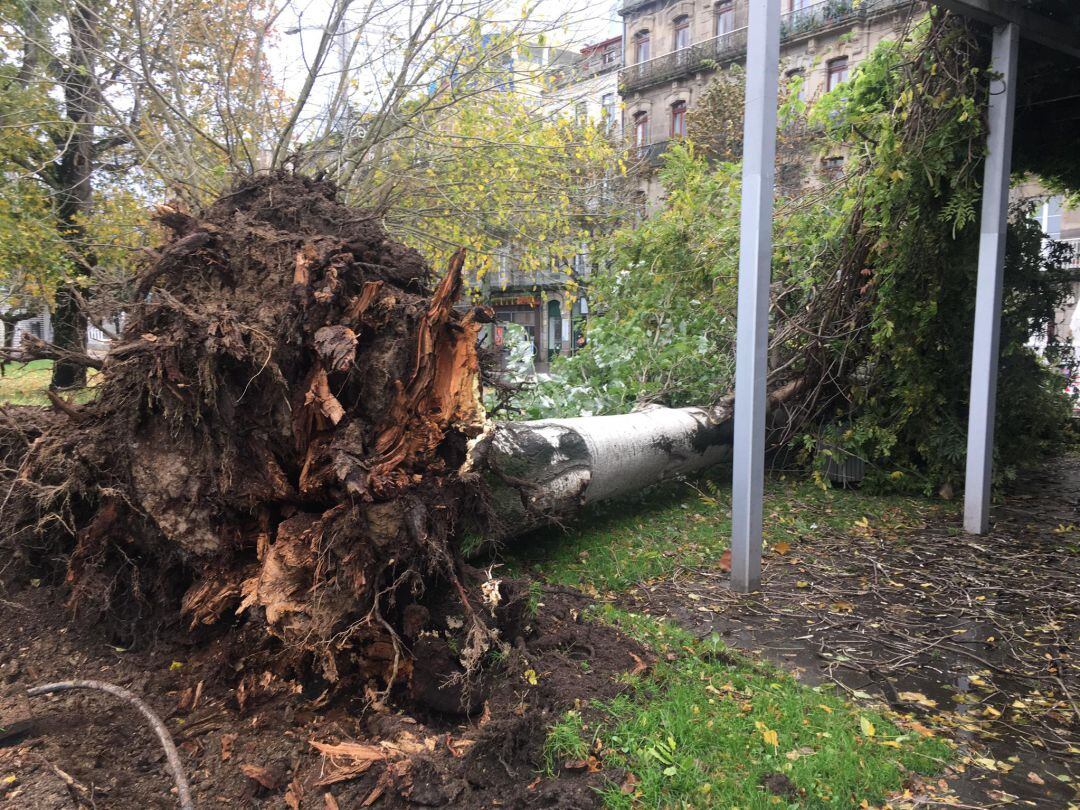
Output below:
[49,290,88,388]
[50,0,100,390]
[478,405,734,542]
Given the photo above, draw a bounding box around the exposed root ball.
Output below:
[0,173,509,712]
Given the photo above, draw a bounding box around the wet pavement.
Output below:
[624,459,1079,808]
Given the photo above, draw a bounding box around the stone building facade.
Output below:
[615,0,1080,354]
[618,0,918,204]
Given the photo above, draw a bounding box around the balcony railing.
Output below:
[619,0,905,94]
[1062,238,1080,269]
[621,27,750,94]
[491,266,570,291]
[628,140,670,169]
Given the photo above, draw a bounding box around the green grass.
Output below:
[567,606,951,809]
[503,470,948,593]
[545,709,592,771]
[507,474,955,808]
[0,360,98,405]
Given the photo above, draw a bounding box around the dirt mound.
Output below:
[0,582,649,809]
[0,172,512,712]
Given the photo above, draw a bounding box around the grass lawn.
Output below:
[504,473,954,808]
[503,469,946,594]
[0,360,98,405]
[548,607,950,809]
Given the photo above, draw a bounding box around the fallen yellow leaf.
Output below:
[898,691,938,708]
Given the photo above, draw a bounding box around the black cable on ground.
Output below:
[26,679,194,810]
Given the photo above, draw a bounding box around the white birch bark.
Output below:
[476,405,733,541]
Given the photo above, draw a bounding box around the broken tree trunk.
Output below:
[478,406,733,542]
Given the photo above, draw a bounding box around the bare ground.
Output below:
[0,584,646,809]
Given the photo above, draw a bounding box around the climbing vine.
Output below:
[806,13,1077,492]
[516,12,1078,495]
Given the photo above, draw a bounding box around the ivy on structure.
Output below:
[809,13,1077,493]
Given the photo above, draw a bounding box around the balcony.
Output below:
[490,266,571,291]
[619,0,905,94]
[628,140,670,170]
[1062,238,1080,269]
[621,27,749,94]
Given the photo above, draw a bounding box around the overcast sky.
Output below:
[271,0,622,101]
[263,0,622,148]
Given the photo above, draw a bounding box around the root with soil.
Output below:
[0,173,517,715]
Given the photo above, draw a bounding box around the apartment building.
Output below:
[481,37,624,373]
[545,36,624,138]
[618,0,918,203]
[1015,184,1080,347]
[616,0,1080,352]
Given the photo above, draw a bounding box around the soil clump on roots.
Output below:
[0,172,612,722]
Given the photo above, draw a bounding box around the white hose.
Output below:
[27,679,194,810]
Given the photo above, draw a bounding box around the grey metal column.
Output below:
[963,23,1019,534]
[731,0,781,592]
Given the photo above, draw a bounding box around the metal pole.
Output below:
[731,0,781,592]
[963,23,1019,534]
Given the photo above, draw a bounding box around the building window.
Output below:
[574,101,588,125]
[547,300,563,360]
[601,46,618,66]
[601,92,618,130]
[826,57,849,91]
[571,297,588,353]
[715,1,734,36]
[1035,196,1063,239]
[779,162,804,192]
[670,101,687,138]
[786,67,806,101]
[633,112,649,152]
[673,15,690,50]
[634,30,651,63]
[1035,195,1064,258]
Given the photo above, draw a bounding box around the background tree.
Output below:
[0,0,280,386]
[687,65,813,178]
[1,0,623,387]
[521,17,1078,494]
[362,58,627,283]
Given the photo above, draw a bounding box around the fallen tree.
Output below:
[3,174,496,710]
[0,173,740,716]
[477,406,733,543]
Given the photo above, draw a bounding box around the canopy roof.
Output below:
[936,0,1080,190]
